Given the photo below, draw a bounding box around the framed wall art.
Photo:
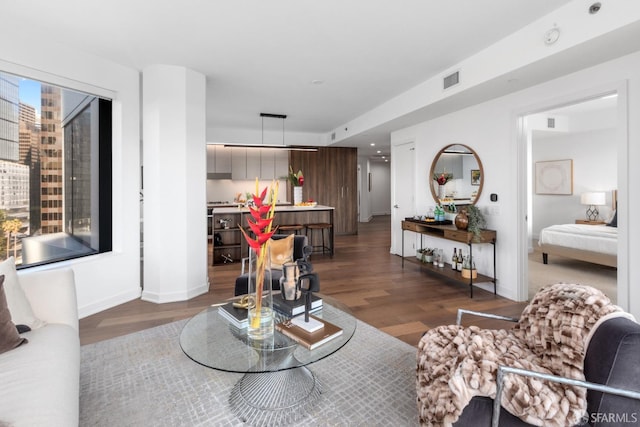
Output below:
[470,169,481,186]
[535,159,573,195]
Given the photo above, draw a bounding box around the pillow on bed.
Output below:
[607,210,617,227]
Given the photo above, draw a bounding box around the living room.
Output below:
[2,1,640,425]
[1,0,637,321]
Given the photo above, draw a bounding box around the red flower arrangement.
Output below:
[433,172,453,185]
[288,166,304,187]
[239,179,279,329]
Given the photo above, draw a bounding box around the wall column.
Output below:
[141,65,208,302]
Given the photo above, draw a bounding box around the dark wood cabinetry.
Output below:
[289,147,357,235]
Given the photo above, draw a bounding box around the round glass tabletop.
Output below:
[179,295,357,373]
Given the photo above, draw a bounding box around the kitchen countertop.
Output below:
[208,202,292,208]
[211,205,334,214]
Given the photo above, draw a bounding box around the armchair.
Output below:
[234,234,312,296]
[416,283,640,426]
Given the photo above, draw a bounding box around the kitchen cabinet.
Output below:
[274,149,288,179]
[230,147,286,180]
[211,211,243,265]
[211,205,335,265]
[231,148,260,180]
[289,147,357,234]
[259,148,288,180]
[206,145,232,173]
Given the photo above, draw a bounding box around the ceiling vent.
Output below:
[547,117,555,129]
[331,132,336,141]
[443,71,460,90]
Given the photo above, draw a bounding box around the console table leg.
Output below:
[469,244,474,298]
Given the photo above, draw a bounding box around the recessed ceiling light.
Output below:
[370,143,375,146]
[377,150,381,154]
[310,80,324,85]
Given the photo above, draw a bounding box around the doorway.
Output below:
[517,85,628,308]
[390,141,415,255]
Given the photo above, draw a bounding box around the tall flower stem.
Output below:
[240,179,279,330]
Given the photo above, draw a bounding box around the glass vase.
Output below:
[293,186,303,205]
[247,245,274,340]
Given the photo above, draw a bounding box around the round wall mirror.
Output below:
[429,144,484,207]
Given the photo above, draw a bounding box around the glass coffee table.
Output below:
[179,295,357,425]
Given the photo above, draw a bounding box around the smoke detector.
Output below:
[544,27,560,45]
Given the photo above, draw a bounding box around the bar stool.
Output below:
[305,223,332,255]
[276,224,304,235]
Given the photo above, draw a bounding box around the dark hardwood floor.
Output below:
[79,215,528,347]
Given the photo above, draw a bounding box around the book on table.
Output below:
[272,293,323,317]
[275,315,343,350]
[217,302,247,328]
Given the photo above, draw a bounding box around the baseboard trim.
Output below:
[79,287,142,318]
[141,282,210,304]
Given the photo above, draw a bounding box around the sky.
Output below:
[18,78,41,115]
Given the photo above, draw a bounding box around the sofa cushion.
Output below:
[0,257,45,329]
[0,323,79,426]
[0,277,28,355]
[270,234,294,270]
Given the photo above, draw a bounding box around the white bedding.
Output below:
[538,224,618,256]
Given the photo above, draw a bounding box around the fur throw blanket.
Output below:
[416,283,624,426]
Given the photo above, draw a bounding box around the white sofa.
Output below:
[0,268,79,427]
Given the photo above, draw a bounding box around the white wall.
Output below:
[391,50,639,318]
[532,129,617,237]
[0,34,142,317]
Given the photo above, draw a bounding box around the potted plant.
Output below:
[466,205,487,242]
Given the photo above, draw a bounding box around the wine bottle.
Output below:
[451,249,457,270]
[457,250,464,272]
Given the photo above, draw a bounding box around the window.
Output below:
[0,70,112,267]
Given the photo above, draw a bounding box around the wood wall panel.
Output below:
[289,147,357,234]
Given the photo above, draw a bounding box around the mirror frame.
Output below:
[429,143,484,206]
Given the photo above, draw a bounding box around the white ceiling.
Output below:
[6,0,575,158]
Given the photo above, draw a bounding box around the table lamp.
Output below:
[581,192,605,221]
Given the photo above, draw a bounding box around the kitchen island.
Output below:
[210,205,334,265]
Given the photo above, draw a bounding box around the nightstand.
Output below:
[575,219,606,225]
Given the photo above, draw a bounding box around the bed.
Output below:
[538,190,618,268]
[538,222,617,268]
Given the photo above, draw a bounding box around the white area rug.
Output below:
[80,318,419,426]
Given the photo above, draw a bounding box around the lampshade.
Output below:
[580,192,606,206]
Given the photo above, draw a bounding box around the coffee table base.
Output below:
[229,367,322,426]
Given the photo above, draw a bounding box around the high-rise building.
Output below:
[0,74,29,228]
[40,84,63,233]
[19,102,36,129]
[19,102,41,234]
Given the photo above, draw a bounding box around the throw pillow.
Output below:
[0,257,46,329]
[607,210,618,227]
[269,234,294,270]
[0,276,28,355]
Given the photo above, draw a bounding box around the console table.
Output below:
[401,219,496,298]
